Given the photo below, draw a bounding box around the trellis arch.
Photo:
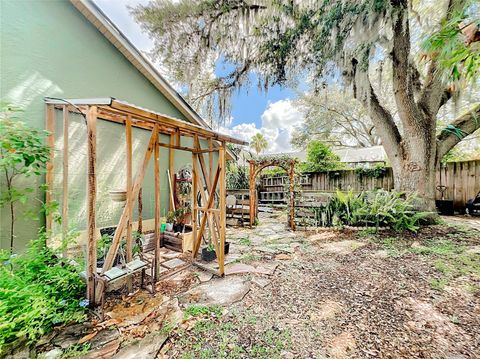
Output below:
[248,158,297,230]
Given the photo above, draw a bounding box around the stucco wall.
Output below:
[0,0,209,251]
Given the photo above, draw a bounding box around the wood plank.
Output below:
[191,150,198,258]
[86,106,97,304]
[169,134,175,210]
[218,142,226,276]
[154,129,161,279]
[208,138,213,189]
[193,165,221,256]
[102,126,158,273]
[125,115,133,292]
[62,106,69,250]
[192,143,220,256]
[109,100,248,145]
[125,116,133,261]
[45,105,55,233]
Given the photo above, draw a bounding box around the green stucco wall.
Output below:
[0,0,208,251]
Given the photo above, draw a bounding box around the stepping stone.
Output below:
[162,258,186,269]
[114,333,167,359]
[225,263,256,275]
[254,263,278,275]
[196,271,213,282]
[180,276,251,306]
[252,277,271,288]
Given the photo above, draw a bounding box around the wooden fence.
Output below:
[259,160,480,210]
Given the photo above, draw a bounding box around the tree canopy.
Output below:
[133,0,480,208]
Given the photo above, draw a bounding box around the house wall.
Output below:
[0,0,214,251]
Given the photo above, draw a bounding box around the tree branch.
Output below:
[352,61,402,164]
[436,103,480,160]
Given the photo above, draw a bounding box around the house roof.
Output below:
[70,0,209,129]
[335,146,387,163]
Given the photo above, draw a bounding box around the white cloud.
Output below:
[221,99,304,154]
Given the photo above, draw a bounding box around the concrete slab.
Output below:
[179,276,251,306]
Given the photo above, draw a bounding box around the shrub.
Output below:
[0,235,86,351]
[321,189,432,232]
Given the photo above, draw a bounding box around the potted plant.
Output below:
[166,211,175,232]
[173,207,186,233]
[201,240,216,262]
[108,189,127,202]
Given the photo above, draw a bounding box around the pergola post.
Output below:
[218,142,226,276]
[125,115,133,291]
[86,106,97,305]
[154,128,161,279]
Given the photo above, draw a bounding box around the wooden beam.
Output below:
[208,138,213,189]
[169,134,175,211]
[191,151,198,258]
[192,149,219,258]
[193,165,221,256]
[218,142,226,276]
[249,162,256,228]
[154,128,161,279]
[62,106,69,251]
[45,105,55,233]
[110,100,248,145]
[86,106,97,304]
[102,126,158,273]
[125,115,133,291]
[193,137,221,247]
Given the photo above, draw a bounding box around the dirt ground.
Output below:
[162,213,480,359]
[34,212,480,359]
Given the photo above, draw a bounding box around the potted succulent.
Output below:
[166,211,175,232]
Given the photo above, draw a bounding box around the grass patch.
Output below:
[184,305,223,320]
[238,238,252,246]
[173,310,291,359]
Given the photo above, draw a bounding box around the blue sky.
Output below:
[94,0,303,152]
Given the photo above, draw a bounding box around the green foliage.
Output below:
[226,162,249,189]
[422,2,480,83]
[321,190,432,232]
[0,104,53,251]
[184,305,223,320]
[355,164,387,178]
[250,133,269,155]
[298,141,343,173]
[0,235,86,351]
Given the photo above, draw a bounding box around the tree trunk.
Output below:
[391,124,438,212]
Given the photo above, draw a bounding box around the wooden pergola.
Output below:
[249,158,297,230]
[44,98,247,305]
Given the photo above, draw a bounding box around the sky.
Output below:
[94,0,304,153]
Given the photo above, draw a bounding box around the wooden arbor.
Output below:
[248,158,297,230]
[44,98,247,305]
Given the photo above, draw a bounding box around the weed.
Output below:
[183,305,223,319]
[430,278,448,290]
[61,343,90,358]
[239,238,252,246]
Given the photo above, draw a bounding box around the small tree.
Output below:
[0,104,51,252]
[301,140,342,172]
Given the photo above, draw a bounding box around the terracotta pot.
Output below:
[109,190,127,202]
